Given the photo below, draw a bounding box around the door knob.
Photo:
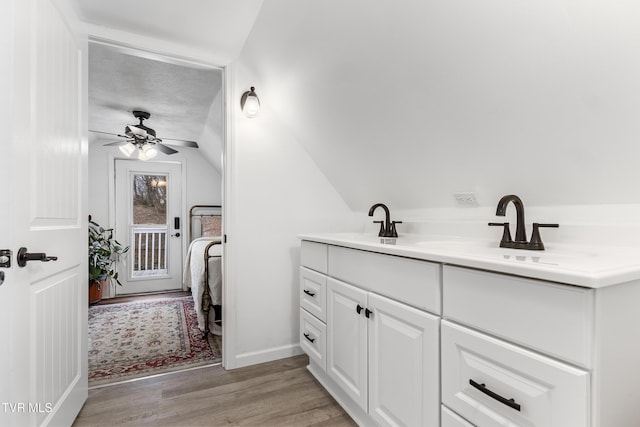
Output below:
[17,247,58,267]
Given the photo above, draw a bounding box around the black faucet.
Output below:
[368,203,402,238]
[489,195,558,250]
[495,195,528,244]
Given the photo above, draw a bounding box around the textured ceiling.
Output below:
[89,43,222,153]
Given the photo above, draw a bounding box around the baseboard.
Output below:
[232,343,303,369]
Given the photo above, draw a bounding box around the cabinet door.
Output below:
[368,293,440,427]
[327,278,368,411]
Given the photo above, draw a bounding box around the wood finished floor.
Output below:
[73,354,356,427]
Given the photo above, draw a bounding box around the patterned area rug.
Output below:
[89,296,221,386]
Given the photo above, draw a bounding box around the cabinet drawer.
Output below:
[300,308,326,371]
[328,245,441,314]
[300,267,326,322]
[442,321,589,427]
[301,241,327,274]
[442,406,474,427]
[443,265,593,367]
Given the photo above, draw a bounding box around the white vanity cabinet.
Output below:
[299,236,640,427]
[442,265,640,427]
[327,278,440,427]
[300,241,441,427]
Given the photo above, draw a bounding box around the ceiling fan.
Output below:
[90,110,199,160]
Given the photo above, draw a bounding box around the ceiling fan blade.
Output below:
[160,138,199,148]
[103,140,132,147]
[90,130,129,138]
[153,142,179,155]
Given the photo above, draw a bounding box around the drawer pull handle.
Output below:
[303,333,315,343]
[303,289,316,297]
[356,304,364,315]
[469,379,521,412]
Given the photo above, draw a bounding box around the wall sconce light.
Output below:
[240,86,260,118]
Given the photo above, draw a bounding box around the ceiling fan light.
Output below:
[119,143,136,157]
[137,148,149,161]
[143,144,158,159]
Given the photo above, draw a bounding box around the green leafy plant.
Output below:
[89,220,129,288]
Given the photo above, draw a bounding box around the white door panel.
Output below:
[115,160,183,294]
[1,0,88,425]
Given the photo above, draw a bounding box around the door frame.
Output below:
[90,37,233,367]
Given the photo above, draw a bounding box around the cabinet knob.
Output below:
[356,304,364,315]
[365,308,373,318]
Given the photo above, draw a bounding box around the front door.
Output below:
[115,160,183,294]
[0,0,88,425]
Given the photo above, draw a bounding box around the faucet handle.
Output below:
[387,221,402,238]
[528,223,559,251]
[488,222,513,247]
[373,220,385,237]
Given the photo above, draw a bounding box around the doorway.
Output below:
[114,160,183,295]
[87,41,227,377]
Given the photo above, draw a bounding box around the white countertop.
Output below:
[298,232,640,288]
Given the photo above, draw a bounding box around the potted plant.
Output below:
[89,219,129,304]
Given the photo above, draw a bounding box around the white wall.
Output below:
[225,61,359,367]
[233,0,640,212]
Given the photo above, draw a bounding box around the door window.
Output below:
[132,174,169,277]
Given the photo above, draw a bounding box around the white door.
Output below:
[368,293,440,427]
[115,160,183,295]
[0,0,87,426]
[326,278,368,412]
